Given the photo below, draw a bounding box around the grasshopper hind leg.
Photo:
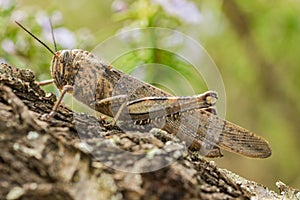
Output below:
[190,140,223,158]
[202,107,217,115]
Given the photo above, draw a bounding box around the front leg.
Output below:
[42,85,73,119]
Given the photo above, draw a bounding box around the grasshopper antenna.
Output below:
[15,21,55,55]
[48,18,58,52]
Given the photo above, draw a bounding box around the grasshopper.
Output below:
[16,21,271,158]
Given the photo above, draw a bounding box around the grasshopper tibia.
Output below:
[202,107,217,115]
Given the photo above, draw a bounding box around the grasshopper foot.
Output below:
[40,111,56,120]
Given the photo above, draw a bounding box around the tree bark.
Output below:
[0,63,292,200]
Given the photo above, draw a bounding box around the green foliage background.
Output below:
[1,0,300,190]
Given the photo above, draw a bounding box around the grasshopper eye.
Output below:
[62,51,70,63]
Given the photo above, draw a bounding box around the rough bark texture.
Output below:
[0,63,296,200]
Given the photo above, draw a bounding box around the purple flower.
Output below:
[0,0,13,10]
[152,0,202,24]
[112,0,128,13]
[2,39,16,54]
[0,57,7,64]
[53,28,76,49]
[35,12,76,49]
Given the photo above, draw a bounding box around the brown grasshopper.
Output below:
[16,21,271,158]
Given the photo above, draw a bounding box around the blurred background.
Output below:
[1,0,299,191]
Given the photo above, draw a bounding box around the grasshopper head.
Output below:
[15,21,83,91]
[51,50,79,91]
